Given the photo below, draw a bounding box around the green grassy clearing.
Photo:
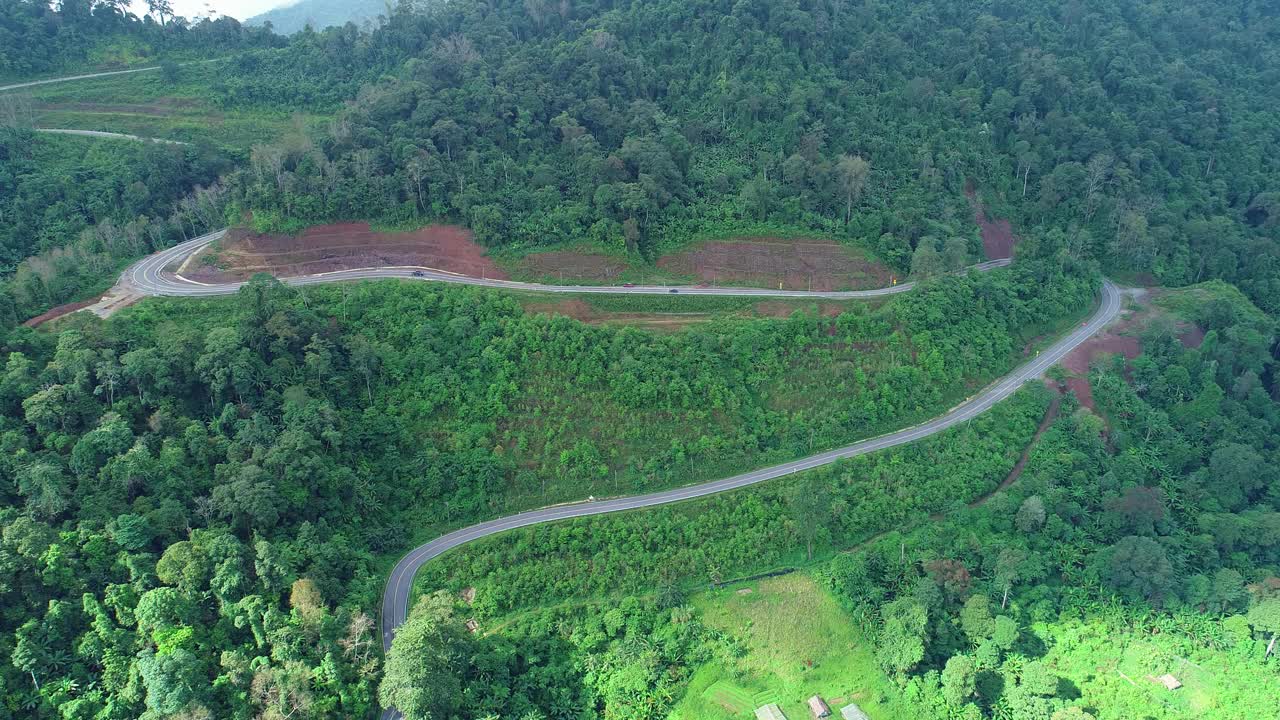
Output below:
[20,60,332,151]
[32,108,327,151]
[1033,617,1280,720]
[671,573,909,720]
[1156,280,1274,327]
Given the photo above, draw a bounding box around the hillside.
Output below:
[0,1,1278,720]
[247,0,388,35]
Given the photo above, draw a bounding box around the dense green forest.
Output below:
[0,0,1278,719]
[6,0,1279,315]
[216,0,1280,312]
[396,283,1280,719]
[0,24,385,318]
[0,129,228,267]
[0,254,1092,718]
[5,0,1279,319]
[0,0,279,79]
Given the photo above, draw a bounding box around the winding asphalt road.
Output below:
[373,278,1116,681]
[109,230,1119,720]
[374,281,1119,720]
[0,65,164,93]
[0,58,226,93]
[22,62,1123,720]
[120,228,1011,300]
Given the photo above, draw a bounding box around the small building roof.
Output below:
[755,704,788,720]
[807,696,831,717]
[840,703,870,720]
[1157,674,1182,690]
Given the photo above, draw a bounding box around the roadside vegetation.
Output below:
[0,3,278,82]
[399,282,1278,720]
[0,128,231,320]
[0,250,1094,718]
[0,0,1277,719]
[19,63,332,150]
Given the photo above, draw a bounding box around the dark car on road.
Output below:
[411,270,425,277]
[669,288,679,293]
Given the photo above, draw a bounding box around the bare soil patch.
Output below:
[657,237,892,291]
[1061,334,1142,376]
[516,251,629,283]
[964,188,1019,260]
[23,294,105,327]
[1179,326,1206,348]
[1065,376,1095,411]
[186,223,506,283]
[35,98,201,116]
[1057,288,1207,412]
[521,299,712,330]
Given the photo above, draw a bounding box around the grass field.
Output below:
[671,573,910,720]
[666,567,1278,720]
[18,60,332,151]
[1034,616,1280,720]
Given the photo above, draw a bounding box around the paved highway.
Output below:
[0,65,163,92]
[119,228,1011,300]
[108,230,1118,720]
[0,58,227,93]
[373,281,1120,720]
[29,60,1122,720]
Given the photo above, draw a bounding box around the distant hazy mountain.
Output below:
[247,0,387,35]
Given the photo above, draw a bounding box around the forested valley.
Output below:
[0,0,1277,719]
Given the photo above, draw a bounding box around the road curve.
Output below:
[107,229,1117,720]
[120,228,1011,300]
[34,128,188,145]
[0,65,162,92]
[19,57,1120,720]
[375,281,1121,720]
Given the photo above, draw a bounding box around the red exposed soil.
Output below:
[965,186,1019,260]
[1179,326,1206,348]
[1064,376,1095,412]
[1054,290,1201,412]
[517,251,628,283]
[521,299,712,330]
[23,294,105,327]
[1060,334,1142,376]
[657,237,892,291]
[185,223,506,283]
[1059,332,1142,413]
